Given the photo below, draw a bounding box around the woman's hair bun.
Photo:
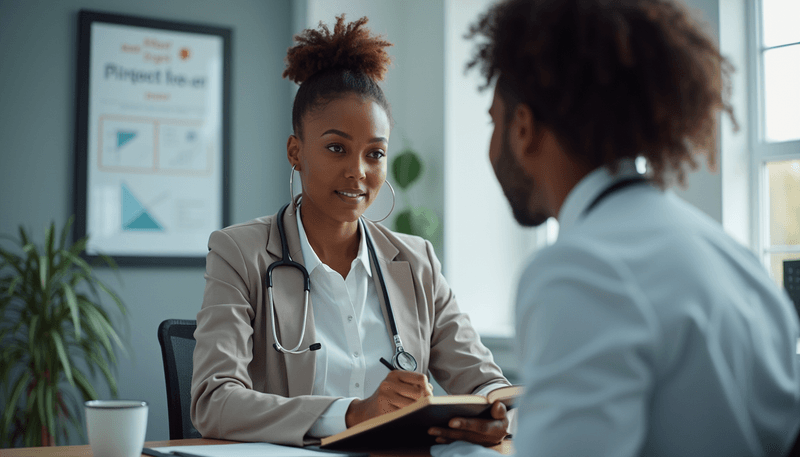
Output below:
[283,15,392,84]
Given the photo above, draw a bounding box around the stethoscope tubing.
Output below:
[267,203,314,354]
[267,202,415,370]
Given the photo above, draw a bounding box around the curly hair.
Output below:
[467,0,737,187]
[284,15,393,138]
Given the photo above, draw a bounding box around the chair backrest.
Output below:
[157,319,201,440]
[787,426,800,457]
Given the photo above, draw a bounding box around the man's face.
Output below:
[488,87,549,227]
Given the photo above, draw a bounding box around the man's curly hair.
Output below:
[467,0,737,187]
[284,15,393,137]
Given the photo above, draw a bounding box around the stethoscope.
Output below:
[266,202,418,372]
[582,176,650,217]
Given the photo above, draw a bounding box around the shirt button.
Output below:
[353,352,359,357]
[348,315,353,322]
[355,383,360,388]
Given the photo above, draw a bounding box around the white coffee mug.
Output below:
[85,400,148,457]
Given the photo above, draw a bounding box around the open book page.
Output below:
[486,385,524,407]
[151,442,365,457]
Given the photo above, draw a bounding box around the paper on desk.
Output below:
[153,442,362,457]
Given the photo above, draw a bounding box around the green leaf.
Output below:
[39,254,48,290]
[393,207,440,240]
[409,207,440,238]
[22,242,37,256]
[59,216,75,251]
[18,225,30,246]
[6,274,21,297]
[80,350,118,396]
[51,331,74,386]
[62,283,81,340]
[82,306,114,357]
[2,371,30,432]
[391,150,423,190]
[45,222,55,268]
[95,279,127,315]
[0,246,24,276]
[69,236,88,258]
[63,250,92,276]
[73,368,99,400]
[45,386,56,441]
[36,380,47,436]
[394,209,414,235]
[28,315,40,354]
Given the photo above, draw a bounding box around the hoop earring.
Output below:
[289,165,301,213]
[364,180,396,223]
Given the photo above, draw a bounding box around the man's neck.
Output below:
[543,151,595,220]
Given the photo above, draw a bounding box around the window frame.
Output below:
[748,0,800,274]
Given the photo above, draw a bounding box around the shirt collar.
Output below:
[296,206,372,277]
[557,159,642,232]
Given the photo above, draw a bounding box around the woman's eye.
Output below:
[327,144,345,153]
[368,150,386,159]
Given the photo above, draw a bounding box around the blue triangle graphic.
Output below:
[122,184,144,226]
[121,183,164,231]
[117,131,137,148]
[126,212,163,230]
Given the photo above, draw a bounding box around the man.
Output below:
[433,0,800,455]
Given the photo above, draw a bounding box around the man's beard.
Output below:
[492,129,549,227]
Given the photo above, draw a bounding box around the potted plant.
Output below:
[0,217,127,447]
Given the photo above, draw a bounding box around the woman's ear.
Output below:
[287,134,301,169]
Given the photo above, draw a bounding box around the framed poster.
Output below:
[74,10,230,266]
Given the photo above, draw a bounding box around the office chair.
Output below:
[787,426,800,457]
[157,319,202,439]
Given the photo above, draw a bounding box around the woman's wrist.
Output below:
[344,398,363,428]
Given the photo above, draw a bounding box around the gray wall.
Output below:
[0,0,292,443]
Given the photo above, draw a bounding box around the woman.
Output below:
[191,16,511,447]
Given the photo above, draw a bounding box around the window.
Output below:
[752,0,800,287]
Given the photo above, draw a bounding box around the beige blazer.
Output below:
[191,205,508,446]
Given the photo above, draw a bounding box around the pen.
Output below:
[380,357,394,371]
[380,357,435,395]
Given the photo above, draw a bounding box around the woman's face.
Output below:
[288,94,391,225]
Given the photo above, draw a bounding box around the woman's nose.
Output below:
[345,155,366,179]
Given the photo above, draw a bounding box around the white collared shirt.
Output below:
[509,160,800,456]
[297,208,394,437]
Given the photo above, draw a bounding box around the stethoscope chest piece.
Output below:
[392,349,417,371]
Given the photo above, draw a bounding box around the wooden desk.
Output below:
[0,438,513,457]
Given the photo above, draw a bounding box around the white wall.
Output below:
[443,0,538,338]
[720,0,753,248]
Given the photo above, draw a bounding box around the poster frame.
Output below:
[73,10,231,267]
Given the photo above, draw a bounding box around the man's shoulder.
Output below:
[519,236,625,288]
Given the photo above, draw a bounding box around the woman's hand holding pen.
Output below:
[345,370,434,427]
[428,400,510,446]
